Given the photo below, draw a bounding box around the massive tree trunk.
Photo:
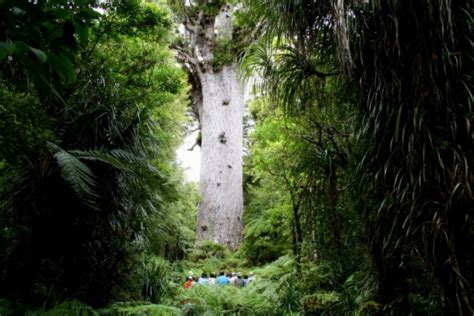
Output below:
[197,66,244,249]
[174,2,244,249]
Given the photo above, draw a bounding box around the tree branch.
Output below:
[171,43,199,67]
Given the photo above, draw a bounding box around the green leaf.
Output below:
[29,47,48,63]
[41,21,64,41]
[70,149,161,175]
[0,42,13,61]
[74,21,89,45]
[46,52,76,84]
[12,42,29,54]
[48,143,99,208]
[79,7,102,19]
[11,6,26,16]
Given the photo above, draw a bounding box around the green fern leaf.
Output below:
[48,142,99,208]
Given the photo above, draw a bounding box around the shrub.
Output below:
[42,300,97,316]
[141,256,174,304]
[0,299,24,316]
[190,240,230,261]
[175,284,277,315]
[97,302,181,316]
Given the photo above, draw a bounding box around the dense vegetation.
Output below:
[0,0,472,315]
[0,0,197,309]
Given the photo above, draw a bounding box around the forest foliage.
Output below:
[241,0,473,314]
[0,0,197,308]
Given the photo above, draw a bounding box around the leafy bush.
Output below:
[198,257,225,276]
[0,298,24,316]
[175,284,277,315]
[97,302,181,316]
[190,240,230,260]
[302,292,340,315]
[141,256,174,304]
[42,300,97,316]
[0,0,188,307]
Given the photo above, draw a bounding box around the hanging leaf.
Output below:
[46,52,76,84]
[29,47,48,63]
[0,42,13,61]
[48,142,99,209]
[74,21,89,46]
[11,6,26,16]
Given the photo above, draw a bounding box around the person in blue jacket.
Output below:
[216,271,229,286]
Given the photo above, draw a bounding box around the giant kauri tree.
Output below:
[171,0,247,249]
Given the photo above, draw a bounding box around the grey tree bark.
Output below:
[174,3,244,249]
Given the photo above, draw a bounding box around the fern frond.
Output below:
[48,142,99,208]
[97,302,181,316]
[70,149,161,176]
[43,300,98,316]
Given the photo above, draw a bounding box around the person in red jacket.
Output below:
[184,275,194,289]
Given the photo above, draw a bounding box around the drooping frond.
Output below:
[352,1,474,313]
[48,143,99,209]
[71,149,161,176]
[242,0,341,114]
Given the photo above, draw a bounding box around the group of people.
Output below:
[184,271,253,289]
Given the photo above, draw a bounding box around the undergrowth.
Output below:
[0,252,380,315]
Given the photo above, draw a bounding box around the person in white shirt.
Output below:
[229,272,238,285]
[209,272,217,286]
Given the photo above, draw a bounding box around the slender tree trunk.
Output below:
[327,166,342,260]
[283,171,303,261]
[291,200,302,261]
[309,201,319,262]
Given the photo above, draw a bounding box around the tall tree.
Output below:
[171,1,246,249]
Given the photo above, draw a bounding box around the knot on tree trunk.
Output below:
[218,132,227,144]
